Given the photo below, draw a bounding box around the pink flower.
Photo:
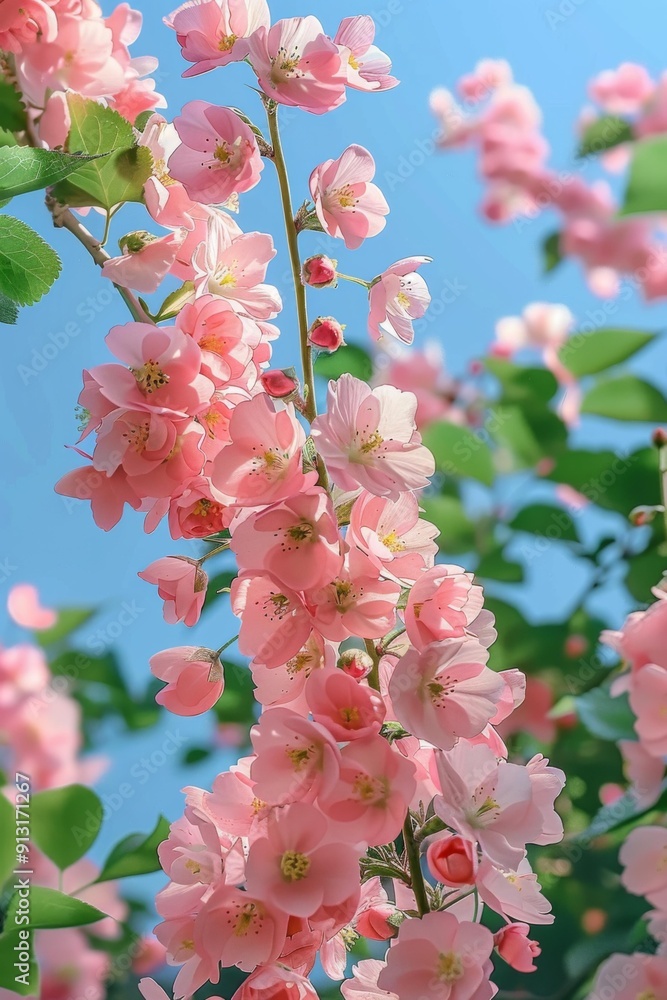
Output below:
[348,491,438,584]
[405,565,486,649]
[195,884,289,973]
[101,230,186,294]
[457,59,512,102]
[302,254,338,289]
[493,303,574,355]
[476,859,554,925]
[368,257,431,345]
[620,826,667,910]
[231,965,320,1000]
[230,488,343,592]
[342,960,397,1000]
[311,374,435,499]
[176,294,258,388]
[150,646,224,716]
[250,707,341,806]
[211,395,318,506]
[169,101,263,205]
[307,549,400,642]
[55,463,142,531]
[0,0,56,54]
[194,223,282,320]
[247,17,346,115]
[377,911,494,1000]
[334,16,398,92]
[320,735,416,847]
[139,556,207,627]
[435,741,565,869]
[588,953,667,1000]
[602,591,667,671]
[165,0,270,77]
[628,663,667,757]
[619,739,665,807]
[389,638,507,751]
[246,802,362,917]
[588,62,655,113]
[7,584,57,631]
[308,316,346,351]
[309,146,389,249]
[427,834,478,888]
[232,573,313,669]
[305,668,385,742]
[260,369,299,398]
[150,477,229,540]
[493,924,540,973]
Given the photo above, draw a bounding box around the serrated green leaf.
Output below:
[509,503,580,543]
[621,135,667,215]
[0,147,104,200]
[51,94,151,210]
[543,230,563,273]
[36,607,94,647]
[578,115,633,158]
[0,78,27,132]
[558,327,655,377]
[6,887,107,930]
[0,216,61,306]
[422,421,495,486]
[30,785,103,870]
[314,343,373,383]
[0,292,18,325]
[581,375,667,422]
[95,815,169,883]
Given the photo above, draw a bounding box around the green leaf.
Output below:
[543,230,563,273]
[154,280,195,322]
[0,147,104,200]
[6,887,107,930]
[621,135,667,215]
[546,447,660,515]
[558,327,656,377]
[581,375,667,422]
[0,78,27,132]
[36,607,94,647]
[420,495,476,554]
[134,110,154,132]
[314,343,373,383]
[509,503,579,543]
[578,115,633,158]
[0,794,14,888]
[214,659,255,726]
[0,292,18,325]
[51,94,152,210]
[486,356,559,404]
[422,421,495,486]
[626,542,667,601]
[0,931,38,995]
[95,815,169,883]
[31,785,103,870]
[576,684,636,741]
[0,215,61,307]
[476,547,524,583]
[574,781,667,843]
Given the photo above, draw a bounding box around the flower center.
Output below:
[359,430,384,455]
[339,706,360,725]
[271,45,303,82]
[437,952,464,983]
[234,902,259,937]
[380,530,405,553]
[396,290,411,309]
[285,744,315,770]
[335,184,358,209]
[352,771,387,804]
[280,850,311,881]
[348,53,360,70]
[287,522,313,542]
[122,419,150,453]
[218,32,237,51]
[133,359,169,394]
[214,141,232,165]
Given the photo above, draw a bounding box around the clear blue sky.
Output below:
[2,0,667,879]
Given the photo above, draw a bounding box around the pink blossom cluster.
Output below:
[430,59,667,300]
[2,0,166,147]
[0,585,145,1000]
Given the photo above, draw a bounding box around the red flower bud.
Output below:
[426,834,477,887]
[338,648,374,680]
[302,254,338,288]
[356,904,399,941]
[260,368,299,399]
[308,316,345,352]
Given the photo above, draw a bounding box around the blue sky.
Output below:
[2,0,667,879]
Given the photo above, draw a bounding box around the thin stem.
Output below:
[216,634,239,658]
[264,102,316,422]
[45,196,152,325]
[440,886,476,911]
[199,541,230,564]
[402,813,430,916]
[364,638,381,692]
[337,272,371,289]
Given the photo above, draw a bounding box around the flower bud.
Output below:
[652,427,667,448]
[356,904,400,941]
[493,924,541,973]
[302,254,338,288]
[426,834,477,887]
[260,368,299,399]
[118,230,158,254]
[338,648,374,680]
[564,634,588,659]
[629,504,662,526]
[308,316,345,352]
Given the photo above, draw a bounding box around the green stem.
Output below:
[265,102,316,422]
[216,634,239,658]
[659,442,667,540]
[337,272,371,289]
[364,638,381,692]
[199,541,230,564]
[45,196,152,325]
[402,813,430,916]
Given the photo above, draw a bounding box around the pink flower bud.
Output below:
[260,368,299,399]
[338,648,374,680]
[493,923,541,973]
[426,834,477,887]
[356,904,399,941]
[301,254,338,288]
[564,634,588,658]
[308,316,345,352]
